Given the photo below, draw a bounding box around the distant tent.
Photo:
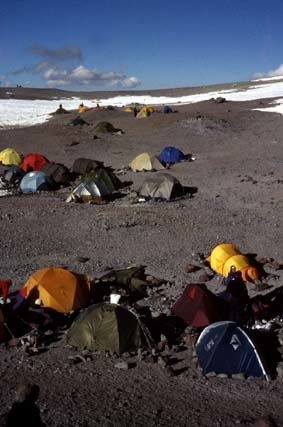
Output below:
[69,116,89,126]
[162,105,173,114]
[83,168,122,191]
[140,106,154,115]
[20,171,54,193]
[20,153,49,172]
[23,267,91,313]
[136,109,150,119]
[172,283,228,328]
[40,162,72,185]
[55,105,69,114]
[196,321,269,379]
[159,146,186,165]
[78,103,92,113]
[67,302,150,354]
[0,148,22,166]
[139,172,184,200]
[67,169,121,203]
[72,158,104,175]
[94,121,122,134]
[129,153,165,172]
[206,243,259,282]
[3,166,25,185]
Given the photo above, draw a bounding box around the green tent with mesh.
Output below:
[67,303,152,355]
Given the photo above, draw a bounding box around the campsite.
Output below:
[0,87,283,427]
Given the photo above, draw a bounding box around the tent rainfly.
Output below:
[196,321,269,380]
[67,302,152,355]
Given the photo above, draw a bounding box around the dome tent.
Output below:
[72,158,104,175]
[196,321,269,380]
[159,146,186,165]
[3,166,25,185]
[20,171,54,193]
[172,283,228,328]
[20,153,49,172]
[67,302,151,355]
[129,152,165,172]
[0,148,22,166]
[206,243,259,282]
[40,162,72,185]
[23,267,91,313]
[138,172,184,200]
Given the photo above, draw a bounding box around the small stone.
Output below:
[205,371,217,378]
[232,373,246,380]
[114,361,129,370]
[217,373,228,378]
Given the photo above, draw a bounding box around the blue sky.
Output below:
[1,0,283,90]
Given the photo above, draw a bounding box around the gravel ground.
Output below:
[0,90,283,427]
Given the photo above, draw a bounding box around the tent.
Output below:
[20,153,49,172]
[159,146,186,165]
[3,166,25,185]
[94,121,122,134]
[196,321,269,379]
[20,171,54,193]
[72,158,104,175]
[78,103,92,113]
[84,168,122,191]
[0,148,22,166]
[172,283,228,328]
[23,267,91,313]
[206,243,259,282]
[40,162,72,185]
[162,105,173,114]
[140,106,154,115]
[138,172,183,200]
[69,116,89,126]
[67,176,114,203]
[67,302,149,354]
[129,153,165,172]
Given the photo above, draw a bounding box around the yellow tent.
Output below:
[23,267,91,313]
[129,152,165,172]
[0,148,21,166]
[124,107,133,113]
[206,243,259,282]
[141,106,154,114]
[78,104,92,113]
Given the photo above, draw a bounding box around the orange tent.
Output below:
[23,267,91,313]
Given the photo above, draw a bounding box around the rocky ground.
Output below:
[0,90,283,427]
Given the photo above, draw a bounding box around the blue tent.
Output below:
[159,146,186,165]
[20,171,54,193]
[196,321,269,380]
[162,105,173,114]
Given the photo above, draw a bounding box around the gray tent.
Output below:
[67,179,112,203]
[138,172,183,200]
[67,303,151,355]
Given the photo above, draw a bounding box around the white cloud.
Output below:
[122,77,140,88]
[253,64,283,80]
[42,64,140,88]
[0,75,11,87]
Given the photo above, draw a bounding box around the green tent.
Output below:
[83,168,122,191]
[67,303,151,355]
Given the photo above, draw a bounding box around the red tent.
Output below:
[172,283,227,328]
[20,153,49,172]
